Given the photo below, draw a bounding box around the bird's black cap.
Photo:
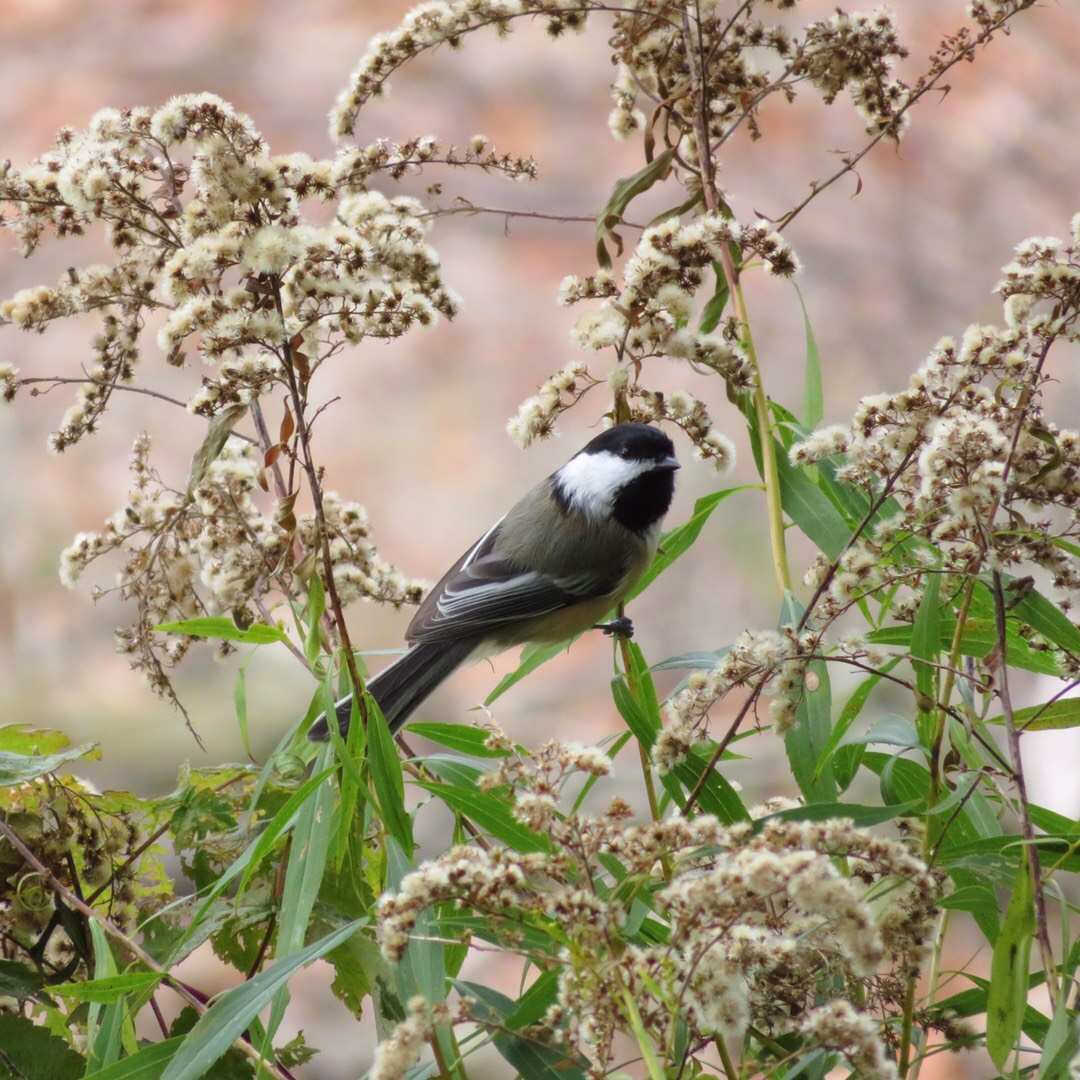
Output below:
[581,423,677,463]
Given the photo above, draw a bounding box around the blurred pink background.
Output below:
[1,1,1078,1075]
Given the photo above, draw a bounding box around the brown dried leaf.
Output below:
[279,406,295,445]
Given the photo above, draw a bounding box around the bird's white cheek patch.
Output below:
[555,450,651,519]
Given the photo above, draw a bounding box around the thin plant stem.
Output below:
[776,2,1037,233]
[680,3,791,596]
[684,682,764,813]
[715,1035,739,1080]
[908,909,950,1080]
[269,276,368,732]
[249,398,291,501]
[619,984,666,1080]
[18,376,256,445]
[738,281,792,594]
[898,976,918,1077]
[423,201,645,232]
[926,578,976,847]
[612,384,667,868]
[991,570,1059,1010]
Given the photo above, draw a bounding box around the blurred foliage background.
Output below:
[0,1,1077,1074]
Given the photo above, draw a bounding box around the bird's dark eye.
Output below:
[620,447,632,458]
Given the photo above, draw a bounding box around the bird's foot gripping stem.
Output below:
[595,616,634,639]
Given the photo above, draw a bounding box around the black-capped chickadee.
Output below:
[309,422,680,740]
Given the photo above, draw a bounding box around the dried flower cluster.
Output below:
[371,997,455,1080]
[0,93,541,693]
[662,627,815,772]
[628,385,736,470]
[663,216,1080,747]
[505,359,595,447]
[791,217,1080,639]
[333,1,915,152]
[376,745,940,1077]
[506,214,762,452]
[58,433,422,702]
[565,214,786,373]
[342,1,1028,471]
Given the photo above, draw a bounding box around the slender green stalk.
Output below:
[732,273,792,595]
[898,976,918,1077]
[908,910,949,1080]
[620,985,666,1080]
[680,5,791,597]
[748,1026,789,1061]
[991,571,1059,1010]
[926,578,975,847]
[903,579,975,1075]
[716,1035,740,1080]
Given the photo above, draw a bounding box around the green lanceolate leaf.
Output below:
[611,673,659,751]
[405,721,511,758]
[455,980,589,1080]
[935,977,1050,1048]
[417,781,550,853]
[867,619,1061,677]
[671,750,749,824]
[154,616,288,645]
[794,284,824,429]
[698,261,730,333]
[304,573,327,666]
[504,969,563,1029]
[627,486,753,602]
[1039,989,1080,1079]
[1005,580,1080,656]
[368,699,415,857]
[986,859,1035,1069]
[0,958,46,1003]
[264,741,337,1041]
[185,403,247,496]
[814,657,900,786]
[780,593,836,803]
[485,636,580,706]
[756,799,922,830]
[986,697,1080,732]
[595,148,674,268]
[237,765,337,892]
[85,922,124,1074]
[233,668,253,762]
[51,972,162,1004]
[775,447,850,559]
[83,1038,185,1080]
[386,839,446,1011]
[160,920,364,1080]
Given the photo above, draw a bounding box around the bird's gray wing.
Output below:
[405,521,621,645]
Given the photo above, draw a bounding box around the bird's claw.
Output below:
[596,616,634,639]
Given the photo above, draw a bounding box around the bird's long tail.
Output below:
[308,637,481,741]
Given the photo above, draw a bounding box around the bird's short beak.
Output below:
[656,456,681,471]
